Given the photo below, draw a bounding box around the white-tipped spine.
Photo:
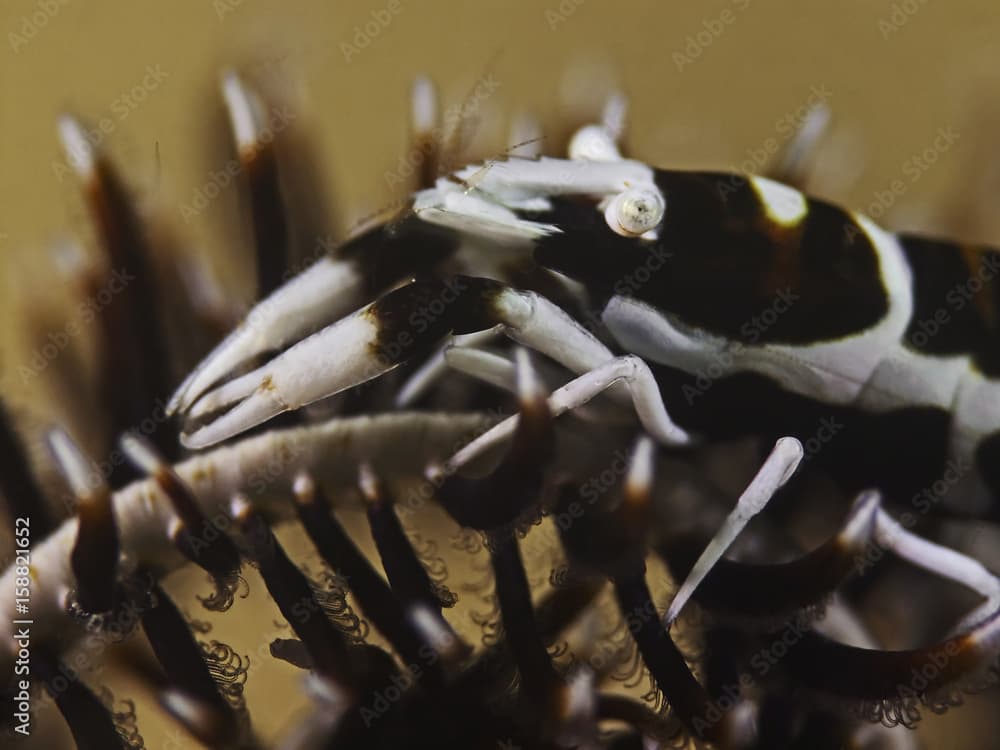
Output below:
[119,431,164,475]
[514,347,544,404]
[410,75,438,137]
[221,70,262,156]
[47,428,100,499]
[57,114,97,179]
[624,435,655,498]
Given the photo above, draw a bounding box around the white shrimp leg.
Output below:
[662,437,804,627]
[168,256,364,415]
[493,287,627,380]
[445,354,693,473]
[0,412,491,672]
[182,279,664,448]
[395,330,500,408]
[443,345,631,425]
[872,509,1000,632]
[181,296,388,447]
[444,346,518,392]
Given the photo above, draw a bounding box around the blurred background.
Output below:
[2,0,1000,747]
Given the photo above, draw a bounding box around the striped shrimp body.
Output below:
[171,141,1000,523]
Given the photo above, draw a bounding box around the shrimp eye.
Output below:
[604,187,665,238]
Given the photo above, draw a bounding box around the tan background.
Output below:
[2,0,1000,747]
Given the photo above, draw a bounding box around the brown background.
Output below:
[2,0,1000,747]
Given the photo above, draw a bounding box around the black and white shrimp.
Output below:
[6,72,1000,750]
[160,78,1000,734]
[172,83,1000,525]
